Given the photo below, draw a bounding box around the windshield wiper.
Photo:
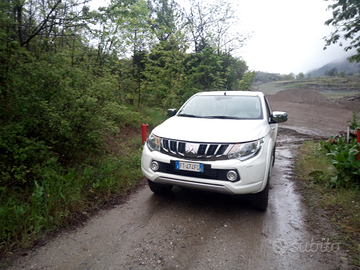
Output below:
[203,115,238,119]
[177,113,201,118]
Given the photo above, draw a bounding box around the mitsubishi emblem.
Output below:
[186,144,196,156]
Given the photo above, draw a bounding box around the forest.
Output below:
[0,0,253,252]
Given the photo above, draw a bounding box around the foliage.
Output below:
[0,53,126,183]
[295,140,360,266]
[295,141,335,185]
[137,106,168,129]
[325,68,338,77]
[147,0,179,42]
[224,56,248,90]
[237,71,255,90]
[0,149,143,251]
[186,47,228,91]
[254,71,295,84]
[349,111,360,130]
[324,0,360,62]
[143,35,188,109]
[296,114,360,189]
[319,137,360,188]
[296,72,305,80]
[0,47,143,251]
[0,0,251,254]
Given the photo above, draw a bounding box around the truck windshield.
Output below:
[178,95,263,120]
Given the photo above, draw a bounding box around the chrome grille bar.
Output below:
[160,139,232,161]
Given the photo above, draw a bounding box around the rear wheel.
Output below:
[148,179,173,195]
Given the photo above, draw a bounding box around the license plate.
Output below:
[176,161,204,172]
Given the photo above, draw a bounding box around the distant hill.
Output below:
[308,58,360,77]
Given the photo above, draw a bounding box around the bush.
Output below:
[0,52,145,252]
[0,56,127,186]
[320,137,360,188]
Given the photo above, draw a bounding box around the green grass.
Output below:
[0,146,144,254]
[295,141,336,183]
[295,141,360,266]
[255,81,285,94]
[321,91,360,100]
[140,106,168,129]
[0,105,166,256]
[257,77,360,97]
[127,104,168,130]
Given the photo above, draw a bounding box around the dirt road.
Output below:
[6,89,360,270]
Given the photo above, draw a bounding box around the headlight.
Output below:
[228,139,264,161]
[147,133,161,152]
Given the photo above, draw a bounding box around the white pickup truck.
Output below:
[141,91,288,210]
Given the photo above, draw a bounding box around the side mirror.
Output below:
[167,109,177,118]
[271,111,288,123]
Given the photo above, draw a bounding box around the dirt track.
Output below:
[5,89,360,270]
[267,88,358,137]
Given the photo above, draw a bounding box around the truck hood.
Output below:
[152,116,270,143]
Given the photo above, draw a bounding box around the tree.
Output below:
[97,0,151,57]
[185,47,228,90]
[296,72,305,80]
[325,68,338,76]
[143,32,189,109]
[147,0,179,42]
[237,71,255,91]
[205,0,249,55]
[324,0,360,62]
[282,73,295,80]
[6,0,94,51]
[181,0,249,54]
[225,56,248,89]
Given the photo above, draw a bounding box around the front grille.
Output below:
[161,139,232,161]
[157,161,239,181]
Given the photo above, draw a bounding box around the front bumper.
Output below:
[141,142,270,195]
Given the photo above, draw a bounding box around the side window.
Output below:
[264,96,273,122]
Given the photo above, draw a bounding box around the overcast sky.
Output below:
[237,0,354,74]
[90,0,354,75]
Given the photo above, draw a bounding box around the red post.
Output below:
[142,124,147,145]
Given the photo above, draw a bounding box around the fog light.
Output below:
[227,170,238,181]
[150,161,159,171]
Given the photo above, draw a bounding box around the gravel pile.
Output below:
[267,89,328,103]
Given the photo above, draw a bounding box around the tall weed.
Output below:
[0,148,143,252]
[320,137,360,188]
[296,141,360,266]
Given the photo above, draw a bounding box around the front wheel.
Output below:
[272,143,276,166]
[148,179,173,195]
[251,176,269,211]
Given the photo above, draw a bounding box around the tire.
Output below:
[148,179,173,195]
[272,143,276,166]
[251,175,269,211]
